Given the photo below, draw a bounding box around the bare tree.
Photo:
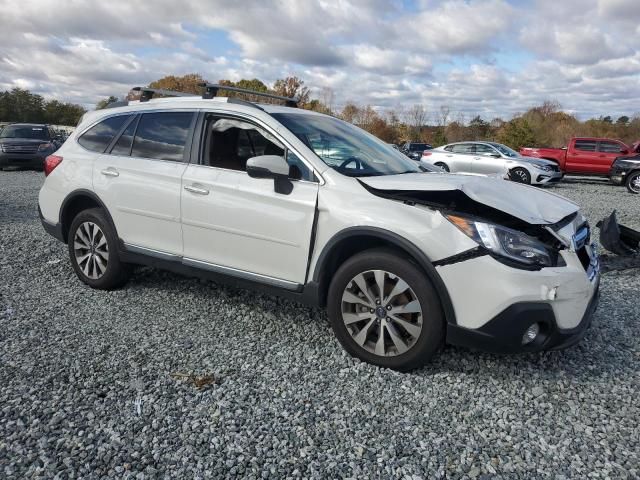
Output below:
[320,87,335,114]
[406,104,427,140]
[438,105,450,127]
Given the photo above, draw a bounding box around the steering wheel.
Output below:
[337,156,362,172]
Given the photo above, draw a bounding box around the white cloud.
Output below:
[0,0,638,120]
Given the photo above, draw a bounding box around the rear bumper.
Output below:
[0,151,47,169]
[38,205,65,242]
[446,277,599,353]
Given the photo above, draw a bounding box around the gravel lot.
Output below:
[1,170,639,479]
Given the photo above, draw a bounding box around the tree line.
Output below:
[3,74,639,151]
[0,88,86,126]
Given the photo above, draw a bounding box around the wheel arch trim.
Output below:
[312,226,457,325]
[59,189,118,243]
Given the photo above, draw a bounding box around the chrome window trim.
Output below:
[75,106,325,184]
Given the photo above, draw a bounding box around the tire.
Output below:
[67,208,131,289]
[626,171,640,194]
[434,162,450,172]
[510,167,531,184]
[327,248,445,371]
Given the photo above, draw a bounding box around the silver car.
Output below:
[421,141,563,185]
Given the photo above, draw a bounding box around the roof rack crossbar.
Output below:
[132,86,196,102]
[199,83,298,107]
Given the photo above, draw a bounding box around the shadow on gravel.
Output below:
[116,264,639,384]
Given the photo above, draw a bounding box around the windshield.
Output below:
[272,112,423,177]
[0,125,49,140]
[489,142,520,158]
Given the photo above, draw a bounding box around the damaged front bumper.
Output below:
[438,243,600,354]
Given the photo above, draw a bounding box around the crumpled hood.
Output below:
[360,172,579,225]
[518,156,557,167]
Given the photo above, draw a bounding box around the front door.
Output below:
[93,111,195,255]
[181,114,318,285]
[471,144,506,175]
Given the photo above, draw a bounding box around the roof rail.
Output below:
[199,83,298,107]
[131,86,196,102]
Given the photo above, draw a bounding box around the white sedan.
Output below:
[421,141,563,185]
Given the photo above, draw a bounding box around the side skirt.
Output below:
[118,243,321,308]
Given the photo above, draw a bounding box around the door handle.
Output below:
[100,168,119,177]
[184,185,210,195]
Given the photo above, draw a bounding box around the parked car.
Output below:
[421,141,563,185]
[610,153,640,194]
[402,142,432,161]
[0,123,62,170]
[38,84,599,371]
[520,137,640,176]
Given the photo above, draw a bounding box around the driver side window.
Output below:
[202,115,314,181]
[474,144,496,155]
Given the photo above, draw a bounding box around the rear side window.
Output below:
[131,112,194,162]
[78,115,130,152]
[598,141,623,153]
[451,143,474,154]
[574,140,597,152]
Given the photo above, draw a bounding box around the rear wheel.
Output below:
[68,208,131,289]
[626,171,640,194]
[327,249,444,371]
[434,162,450,172]
[510,167,531,184]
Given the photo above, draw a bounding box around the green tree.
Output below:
[616,115,630,125]
[497,117,536,149]
[95,96,119,110]
[432,127,448,147]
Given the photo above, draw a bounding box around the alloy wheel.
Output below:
[631,174,640,193]
[73,221,109,279]
[512,168,530,183]
[341,270,423,357]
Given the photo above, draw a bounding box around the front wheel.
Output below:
[327,249,444,371]
[68,208,131,289]
[510,167,531,184]
[626,171,640,194]
[434,162,450,172]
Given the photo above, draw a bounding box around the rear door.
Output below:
[92,111,196,255]
[180,112,318,285]
[596,140,627,174]
[565,139,599,173]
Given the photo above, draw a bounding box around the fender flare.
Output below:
[312,226,457,325]
[58,189,118,242]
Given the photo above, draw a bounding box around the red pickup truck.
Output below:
[520,137,640,175]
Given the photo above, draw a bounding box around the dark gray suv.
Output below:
[0,123,62,170]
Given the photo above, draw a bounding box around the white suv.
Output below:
[39,85,600,371]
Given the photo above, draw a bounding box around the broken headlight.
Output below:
[446,214,555,268]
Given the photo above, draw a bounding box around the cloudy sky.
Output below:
[1,0,638,120]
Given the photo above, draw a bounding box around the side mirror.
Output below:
[246,155,293,194]
[490,152,501,158]
[620,149,629,155]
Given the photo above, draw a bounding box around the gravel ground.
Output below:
[1,170,639,479]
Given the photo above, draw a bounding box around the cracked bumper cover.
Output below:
[439,246,600,354]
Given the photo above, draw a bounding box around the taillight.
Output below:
[422,151,432,156]
[44,155,63,176]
